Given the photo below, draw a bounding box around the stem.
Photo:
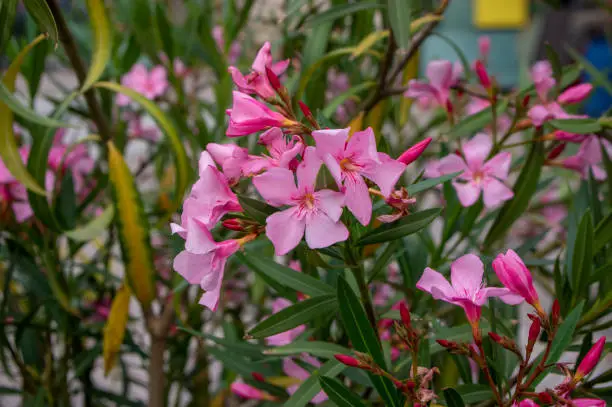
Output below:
[354,263,378,330]
[45,0,112,142]
[148,336,167,407]
[473,325,504,406]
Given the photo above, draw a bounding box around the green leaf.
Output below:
[388,0,412,49]
[322,81,376,118]
[545,43,563,85]
[448,101,508,139]
[319,376,366,407]
[0,82,71,128]
[264,341,350,359]
[236,251,334,297]
[443,388,466,407]
[594,211,612,254]
[248,295,337,339]
[407,172,462,195]
[0,0,18,55]
[337,277,400,407]
[547,301,585,365]
[570,211,593,306]
[566,46,612,96]
[306,2,384,26]
[155,3,174,61]
[81,0,112,91]
[549,118,602,134]
[237,195,278,224]
[484,138,545,246]
[454,384,493,404]
[284,359,345,407]
[54,171,77,229]
[23,0,59,46]
[356,208,442,246]
[65,205,115,242]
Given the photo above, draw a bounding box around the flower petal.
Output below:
[266,208,306,255]
[416,267,455,300]
[450,254,484,295]
[483,152,512,180]
[463,133,492,171]
[366,153,406,197]
[344,175,372,226]
[453,181,481,207]
[314,189,345,222]
[482,178,514,208]
[253,167,298,206]
[304,211,349,249]
[312,128,349,160]
[297,146,322,191]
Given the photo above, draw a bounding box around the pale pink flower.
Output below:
[266,298,306,346]
[253,147,348,255]
[312,127,406,225]
[212,26,241,65]
[493,250,541,309]
[226,92,292,137]
[527,61,592,127]
[241,127,304,176]
[416,254,523,324]
[47,131,95,196]
[118,63,168,106]
[465,97,512,134]
[284,357,327,404]
[206,143,250,183]
[425,133,513,208]
[231,379,274,401]
[562,137,608,180]
[228,42,289,99]
[404,60,462,109]
[126,115,160,142]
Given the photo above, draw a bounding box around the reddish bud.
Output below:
[537,392,554,404]
[575,337,606,380]
[528,318,541,344]
[551,300,560,327]
[475,60,491,89]
[399,302,412,329]
[222,218,244,231]
[445,99,454,114]
[488,332,503,344]
[527,313,538,322]
[397,138,432,166]
[298,101,313,118]
[265,66,282,91]
[251,372,265,382]
[334,354,361,368]
[522,94,531,108]
[437,339,456,349]
[547,143,567,160]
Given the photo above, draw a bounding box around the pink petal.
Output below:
[528,105,552,127]
[322,154,343,188]
[314,189,345,222]
[185,217,217,254]
[483,152,512,180]
[416,267,455,300]
[198,151,216,176]
[426,60,453,90]
[304,211,349,249]
[296,146,322,191]
[346,127,379,164]
[231,381,267,400]
[251,42,273,73]
[450,254,484,295]
[253,167,298,206]
[283,358,309,381]
[173,250,210,284]
[266,208,306,255]
[482,178,514,208]
[366,153,406,197]
[437,154,467,175]
[312,128,349,160]
[463,133,492,171]
[453,181,481,207]
[404,80,439,102]
[344,175,372,226]
[557,83,592,104]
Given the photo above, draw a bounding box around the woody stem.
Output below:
[473,325,504,406]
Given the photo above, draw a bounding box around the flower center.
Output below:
[472,170,484,184]
[301,193,315,210]
[339,158,360,172]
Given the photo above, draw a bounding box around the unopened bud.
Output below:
[222,218,244,231]
[522,94,531,108]
[527,318,541,356]
[265,66,282,92]
[575,337,606,381]
[251,372,265,382]
[397,138,432,166]
[298,101,313,119]
[475,60,491,89]
[551,300,560,327]
[445,99,453,114]
[334,354,361,368]
[547,143,566,160]
[537,392,553,405]
[437,339,456,350]
[399,302,412,329]
[488,332,503,344]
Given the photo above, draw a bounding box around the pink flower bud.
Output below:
[298,101,313,118]
[527,319,541,356]
[397,138,432,165]
[437,339,456,349]
[478,36,491,59]
[488,332,503,344]
[251,372,265,382]
[551,300,560,326]
[537,392,553,404]
[475,60,491,89]
[522,94,531,108]
[226,91,292,137]
[231,380,274,401]
[547,143,566,160]
[518,399,540,407]
[222,218,244,231]
[445,99,454,114]
[399,302,412,329]
[334,354,361,368]
[265,66,282,92]
[575,337,606,380]
[557,83,593,105]
[492,249,540,308]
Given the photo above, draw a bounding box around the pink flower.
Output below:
[514,400,539,407]
[492,249,540,310]
[231,380,274,401]
[212,26,241,65]
[241,127,304,176]
[228,42,289,99]
[425,133,513,208]
[312,127,406,225]
[266,298,306,346]
[562,137,608,180]
[575,337,606,380]
[404,60,462,110]
[416,254,524,324]
[527,61,592,127]
[284,357,328,404]
[226,92,292,137]
[1,147,34,223]
[478,36,491,60]
[253,147,348,255]
[572,399,606,407]
[118,64,168,106]
[206,143,250,183]
[172,218,240,311]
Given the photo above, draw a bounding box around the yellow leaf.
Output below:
[103,285,131,375]
[267,376,303,388]
[398,49,420,127]
[348,112,364,136]
[351,30,389,59]
[107,141,156,307]
[0,34,48,195]
[81,0,111,91]
[95,82,189,222]
[365,100,388,138]
[410,14,444,32]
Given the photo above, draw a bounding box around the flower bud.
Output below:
[445,99,454,115]
[557,83,593,105]
[437,339,456,350]
[575,337,606,381]
[222,218,244,231]
[488,332,503,344]
[398,138,432,166]
[334,354,361,368]
[551,300,560,327]
[527,318,541,357]
[251,372,265,382]
[547,143,566,160]
[399,302,412,329]
[522,94,531,108]
[298,101,313,119]
[492,249,540,309]
[475,60,491,89]
[537,392,553,405]
[265,66,282,92]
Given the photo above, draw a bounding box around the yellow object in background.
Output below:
[473,0,528,29]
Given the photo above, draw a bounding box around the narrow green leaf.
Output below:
[284,360,345,407]
[545,43,563,85]
[0,82,71,128]
[566,46,612,96]
[237,195,278,224]
[549,118,602,134]
[65,205,115,242]
[448,101,508,139]
[82,0,112,91]
[248,295,337,339]
[264,341,350,359]
[306,2,384,26]
[407,172,462,195]
[570,211,593,306]
[443,388,466,407]
[594,211,612,254]
[547,301,585,364]
[388,0,412,49]
[322,81,376,118]
[356,208,442,246]
[236,251,334,297]
[155,3,174,61]
[23,0,59,46]
[319,376,366,407]
[454,384,493,404]
[0,0,18,55]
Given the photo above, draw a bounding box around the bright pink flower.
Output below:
[228,42,289,99]
[226,92,292,137]
[212,26,241,65]
[492,249,539,309]
[231,379,274,401]
[312,127,406,225]
[284,357,327,404]
[572,399,606,407]
[404,60,462,109]
[562,137,608,180]
[474,60,491,89]
[425,133,513,208]
[172,218,240,311]
[397,138,432,165]
[575,337,606,380]
[253,147,348,255]
[118,64,168,106]
[514,400,539,407]
[241,127,304,176]
[416,254,523,324]
[266,298,306,346]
